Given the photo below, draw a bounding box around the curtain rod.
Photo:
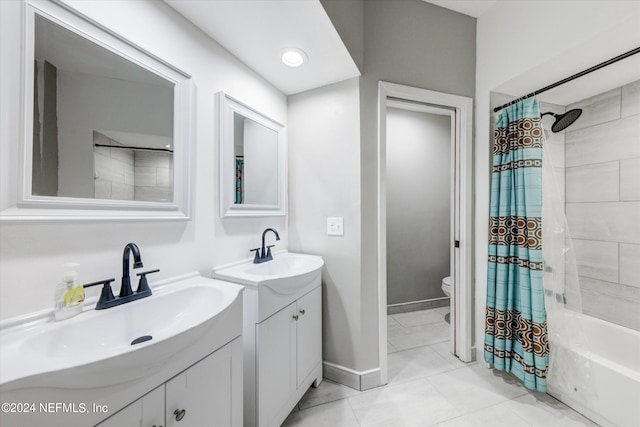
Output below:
[493,46,640,113]
[94,143,173,153]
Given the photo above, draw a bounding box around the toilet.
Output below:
[441,276,451,297]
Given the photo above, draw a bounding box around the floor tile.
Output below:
[388,321,450,351]
[298,379,362,410]
[501,393,599,427]
[348,378,461,427]
[427,364,528,415]
[428,341,476,368]
[391,309,449,327]
[387,315,405,335]
[282,398,360,427]
[290,307,598,427]
[387,345,459,384]
[431,401,531,427]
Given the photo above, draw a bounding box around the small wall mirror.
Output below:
[1,1,192,221]
[218,92,286,217]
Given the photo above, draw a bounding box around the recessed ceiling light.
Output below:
[165,144,171,149]
[281,48,307,68]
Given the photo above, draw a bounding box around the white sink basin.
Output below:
[0,274,243,390]
[214,251,323,294]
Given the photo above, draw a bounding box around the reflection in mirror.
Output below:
[219,92,286,217]
[32,14,174,203]
[233,112,278,206]
[93,131,173,202]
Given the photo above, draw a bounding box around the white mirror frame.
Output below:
[0,0,193,222]
[218,92,286,218]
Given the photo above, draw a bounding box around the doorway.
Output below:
[377,82,473,386]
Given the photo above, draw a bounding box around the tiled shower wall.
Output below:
[565,80,640,331]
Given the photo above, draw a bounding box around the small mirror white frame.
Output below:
[218,92,286,218]
[0,0,193,221]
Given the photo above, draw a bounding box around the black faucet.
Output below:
[120,243,144,298]
[251,228,280,263]
[83,243,159,310]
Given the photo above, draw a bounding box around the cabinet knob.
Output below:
[299,309,306,315]
[174,408,186,421]
[292,314,299,320]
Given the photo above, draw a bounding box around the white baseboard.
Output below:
[322,361,382,391]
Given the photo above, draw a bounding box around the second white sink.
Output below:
[214,251,323,294]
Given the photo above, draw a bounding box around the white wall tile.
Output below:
[565,161,619,202]
[109,147,134,164]
[93,145,109,156]
[133,166,156,187]
[580,276,640,331]
[567,87,621,131]
[156,167,172,188]
[620,157,640,201]
[565,115,640,167]
[135,186,171,202]
[566,202,640,244]
[621,80,640,118]
[620,243,640,287]
[135,150,171,168]
[111,182,134,200]
[94,178,111,199]
[571,239,618,283]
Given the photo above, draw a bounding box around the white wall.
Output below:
[386,108,451,305]
[288,78,363,371]
[475,0,640,356]
[0,0,287,320]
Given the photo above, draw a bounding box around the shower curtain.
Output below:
[484,98,548,392]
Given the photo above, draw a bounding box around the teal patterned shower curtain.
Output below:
[484,98,549,392]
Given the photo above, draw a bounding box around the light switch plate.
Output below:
[327,217,344,236]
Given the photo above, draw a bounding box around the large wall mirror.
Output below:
[218,92,286,217]
[1,0,193,221]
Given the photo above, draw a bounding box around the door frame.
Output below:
[377,81,474,385]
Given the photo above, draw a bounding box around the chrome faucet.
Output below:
[83,243,159,310]
[251,228,280,263]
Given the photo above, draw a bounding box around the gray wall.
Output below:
[320,0,363,73]
[359,0,476,370]
[565,80,640,331]
[386,108,451,305]
[289,0,476,374]
[288,78,363,372]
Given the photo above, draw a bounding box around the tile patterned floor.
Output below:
[282,308,599,427]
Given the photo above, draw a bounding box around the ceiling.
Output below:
[494,15,640,106]
[163,0,638,104]
[421,0,498,18]
[164,0,360,95]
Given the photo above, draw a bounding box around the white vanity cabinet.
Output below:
[96,386,164,427]
[257,287,322,427]
[97,337,243,427]
[212,252,324,427]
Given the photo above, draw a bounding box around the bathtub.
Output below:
[547,310,640,427]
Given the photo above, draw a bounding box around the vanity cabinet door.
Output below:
[96,386,164,427]
[166,344,233,427]
[296,286,322,387]
[256,301,297,427]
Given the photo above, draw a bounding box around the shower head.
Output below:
[541,109,583,133]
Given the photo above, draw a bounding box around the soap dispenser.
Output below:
[53,262,85,321]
